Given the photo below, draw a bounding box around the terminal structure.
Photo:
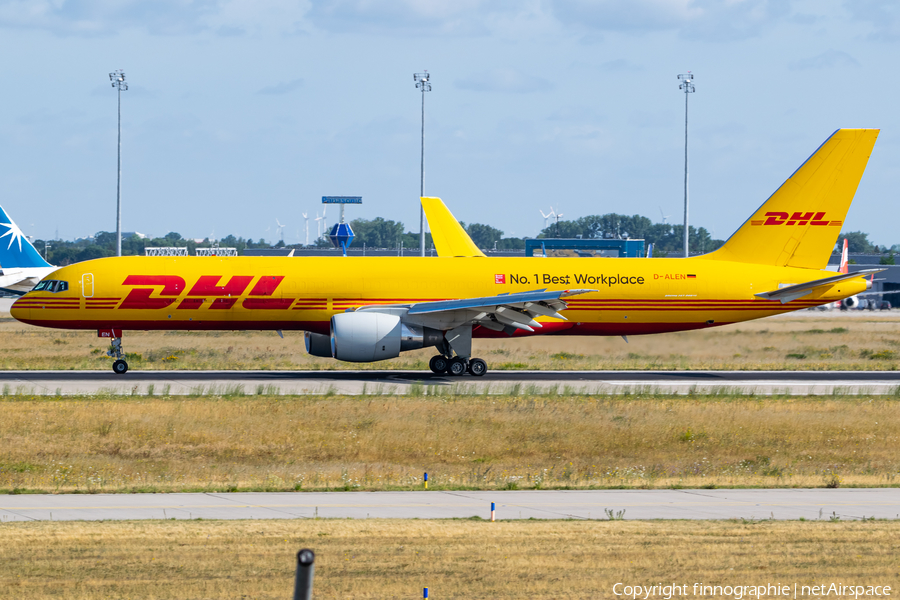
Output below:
[524,238,645,258]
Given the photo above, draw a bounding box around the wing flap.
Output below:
[406,288,595,316]
[356,288,596,333]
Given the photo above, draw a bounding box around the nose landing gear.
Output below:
[107,336,128,374]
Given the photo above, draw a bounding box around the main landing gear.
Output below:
[429,355,488,377]
[108,336,128,374]
[428,325,486,376]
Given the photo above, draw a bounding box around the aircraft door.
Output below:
[82,273,94,298]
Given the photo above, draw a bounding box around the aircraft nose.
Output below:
[9,296,25,319]
[10,295,28,320]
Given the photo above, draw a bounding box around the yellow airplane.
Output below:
[11,129,882,376]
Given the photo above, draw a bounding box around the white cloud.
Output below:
[305,0,557,37]
[0,0,798,40]
[0,0,311,36]
[599,58,642,71]
[843,0,900,41]
[788,49,860,70]
[307,0,493,35]
[258,78,304,95]
[455,68,553,93]
[550,0,792,41]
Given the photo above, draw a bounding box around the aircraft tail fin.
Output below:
[421,197,486,258]
[707,129,878,269]
[839,238,849,274]
[0,205,52,269]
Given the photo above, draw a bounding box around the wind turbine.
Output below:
[658,206,670,225]
[302,212,309,246]
[539,206,556,230]
[314,211,325,240]
[276,219,285,244]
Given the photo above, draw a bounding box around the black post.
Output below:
[293,549,315,600]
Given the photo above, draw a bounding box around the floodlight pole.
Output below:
[414,71,432,257]
[677,73,694,258]
[110,70,128,257]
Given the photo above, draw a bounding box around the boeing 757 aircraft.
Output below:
[11,129,882,375]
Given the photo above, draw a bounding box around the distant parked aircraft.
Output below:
[0,205,56,294]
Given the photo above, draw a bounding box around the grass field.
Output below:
[2,394,897,493]
[0,519,896,599]
[1,311,899,371]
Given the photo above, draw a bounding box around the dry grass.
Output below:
[1,311,900,370]
[1,394,898,493]
[0,519,897,599]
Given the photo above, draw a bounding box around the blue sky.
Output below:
[1,0,898,246]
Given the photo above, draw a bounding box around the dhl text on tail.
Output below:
[11,129,882,376]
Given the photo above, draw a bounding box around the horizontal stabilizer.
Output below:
[755,269,883,304]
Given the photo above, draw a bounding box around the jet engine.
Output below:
[841,296,860,310]
[304,331,333,357]
[328,312,443,362]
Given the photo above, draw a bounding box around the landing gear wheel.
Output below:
[447,357,467,376]
[468,358,487,377]
[112,359,128,375]
[429,355,449,374]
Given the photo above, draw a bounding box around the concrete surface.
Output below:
[1,489,897,522]
[0,369,898,395]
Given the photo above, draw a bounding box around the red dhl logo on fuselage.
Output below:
[120,275,295,310]
[750,212,842,226]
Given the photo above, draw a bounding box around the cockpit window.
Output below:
[33,280,68,293]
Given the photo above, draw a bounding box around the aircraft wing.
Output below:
[858,290,900,297]
[358,288,596,333]
[0,267,56,294]
[754,269,884,304]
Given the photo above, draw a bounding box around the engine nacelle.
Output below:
[330,312,442,363]
[841,295,860,310]
[304,332,333,357]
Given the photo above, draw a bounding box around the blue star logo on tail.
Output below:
[0,219,25,252]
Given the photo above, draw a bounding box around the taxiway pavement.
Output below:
[1,489,897,522]
[0,369,898,395]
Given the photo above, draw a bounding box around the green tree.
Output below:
[838,231,874,253]
[350,217,406,248]
[463,223,505,249]
[536,212,724,255]
[495,237,525,250]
